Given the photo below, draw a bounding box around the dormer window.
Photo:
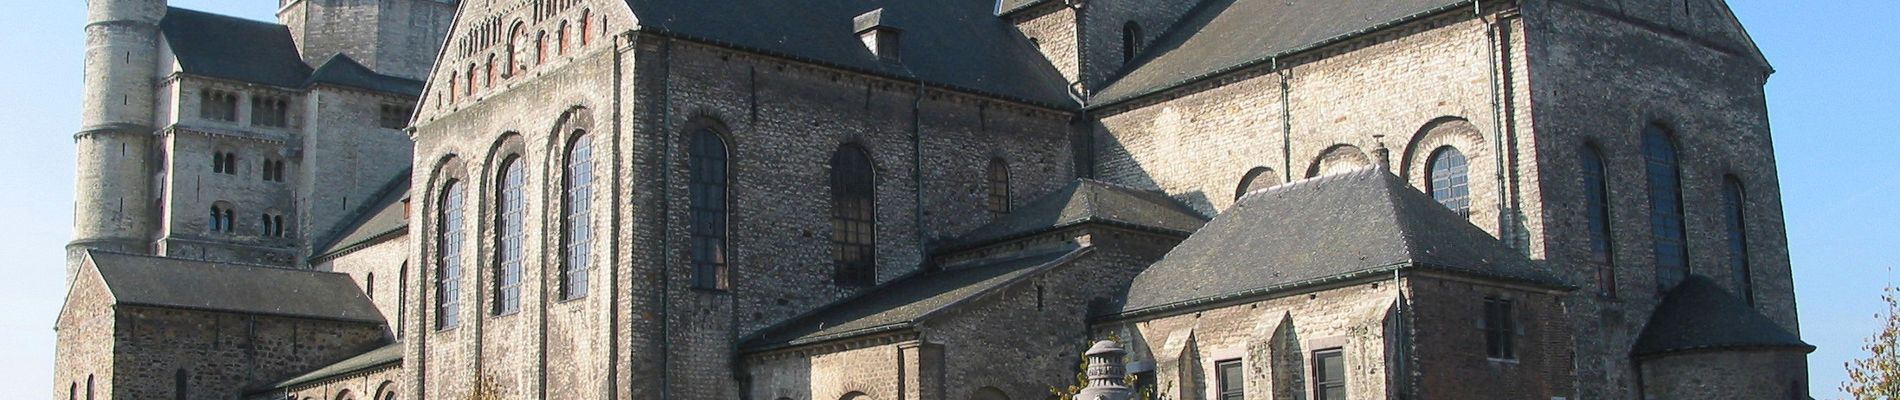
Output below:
[854,9,901,62]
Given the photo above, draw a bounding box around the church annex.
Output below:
[55,0,1812,399]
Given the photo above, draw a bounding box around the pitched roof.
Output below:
[624,0,1074,108]
[159,7,312,88]
[308,55,426,96]
[743,246,1091,351]
[996,0,1058,16]
[941,179,1207,250]
[1090,0,1468,106]
[312,172,411,260]
[1114,168,1564,316]
[1632,275,1812,358]
[86,250,384,323]
[267,342,403,390]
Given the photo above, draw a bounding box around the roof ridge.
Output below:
[166,6,288,28]
[85,248,316,273]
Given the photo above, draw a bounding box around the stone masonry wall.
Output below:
[300,86,416,260]
[1637,349,1809,400]
[273,363,405,400]
[1404,275,1571,400]
[53,266,117,400]
[111,306,386,399]
[320,235,413,338]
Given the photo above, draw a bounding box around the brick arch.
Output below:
[1304,144,1370,178]
[840,392,872,400]
[1236,166,1281,200]
[1400,117,1494,225]
[334,389,356,400]
[373,380,398,400]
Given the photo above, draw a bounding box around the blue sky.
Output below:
[0,0,1893,398]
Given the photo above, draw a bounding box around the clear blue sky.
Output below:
[0,0,1892,398]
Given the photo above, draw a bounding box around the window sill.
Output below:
[690,287,731,294]
[556,295,588,304]
[492,310,521,319]
[1486,357,1520,364]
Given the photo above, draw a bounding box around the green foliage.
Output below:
[1046,334,1164,400]
[1846,284,1900,399]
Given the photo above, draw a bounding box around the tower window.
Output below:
[831,143,877,286]
[690,129,730,290]
[260,213,288,237]
[1122,22,1143,64]
[209,204,234,233]
[251,95,289,127]
[200,90,238,122]
[563,134,595,299]
[494,157,524,315]
[1427,146,1471,216]
[1644,126,1687,292]
[1483,297,1516,360]
[987,158,1009,215]
[1581,145,1616,297]
[1724,176,1754,305]
[436,181,466,330]
[261,159,288,182]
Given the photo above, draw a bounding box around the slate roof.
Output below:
[996,0,1058,16]
[1091,0,1468,106]
[86,250,384,323]
[1632,275,1813,358]
[624,0,1074,108]
[312,172,411,260]
[308,55,426,96]
[160,7,313,88]
[941,179,1207,250]
[743,246,1091,351]
[267,343,402,390]
[1113,168,1564,316]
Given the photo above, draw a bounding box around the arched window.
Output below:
[449,73,458,103]
[1581,145,1616,297]
[174,368,187,400]
[1122,21,1142,63]
[1644,126,1687,291]
[831,144,877,286]
[507,23,525,76]
[1426,146,1470,216]
[1235,166,1280,200]
[397,263,407,335]
[536,32,548,65]
[689,129,730,290]
[436,180,466,329]
[1724,175,1754,304]
[494,157,525,315]
[484,55,496,88]
[987,158,1010,215]
[579,10,592,47]
[558,21,570,55]
[563,134,595,299]
[465,64,476,96]
[210,206,224,233]
[69,382,76,400]
[87,375,94,400]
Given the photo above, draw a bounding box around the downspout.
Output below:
[607,30,631,400]
[1479,0,1514,250]
[1392,268,1409,399]
[912,81,927,262]
[657,36,676,400]
[1276,57,1293,183]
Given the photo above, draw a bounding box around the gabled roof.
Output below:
[996,0,1058,16]
[85,250,384,324]
[308,55,426,96]
[624,0,1074,108]
[159,7,312,88]
[312,172,411,261]
[1114,168,1564,316]
[941,179,1207,250]
[1090,0,1468,106]
[743,246,1091,351]
[1632,275,1812,358]
[267,342,402,390]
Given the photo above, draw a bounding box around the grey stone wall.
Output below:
[109,306,386,399]
[53,266,118,400]
[1637,349,1809,400]
[268,364,404,400]
[1404,275,1571,399]
[283,0,455,80]
[319,235,413,338]
[300,86,416,259]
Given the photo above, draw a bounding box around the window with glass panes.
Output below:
[1428,146,1470,216]
[1724,176,1753,305]
[436,181,465,329]
[831,144,877,286]
[1484,297,1516,360]
[1314,349,1345,400]
[1644,127,1687,291]
[562,135,594,299]
[494,158,524,314]
[1215,359,1244,400]
[690,130,730,290]
[987,158,1009,215]
[1582,146,1616,297]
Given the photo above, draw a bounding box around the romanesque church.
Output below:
[54,0,1813,399]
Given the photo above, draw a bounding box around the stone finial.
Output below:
[1371,134,1392,172]
[1075,340,1133,400]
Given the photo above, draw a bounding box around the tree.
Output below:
[1844,284,1900,399]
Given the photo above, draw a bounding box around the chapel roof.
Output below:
[312,172,412,261]
[159,7,420,95]
[1632,275,1813,358]
[1112,168,1566,317]
[623,0,1075,108]
[265,342,403,390]
[940,178,1207,251]
[308,55,427,96]
[85,250,385,324]
[1091,0,1470,106]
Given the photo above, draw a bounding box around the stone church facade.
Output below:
[55,0,1812,399]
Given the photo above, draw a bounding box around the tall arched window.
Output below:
[1122,22,1142,63]
[690,129,730,290]
[1581,145,1616,297]
[87,375,94,400]
[69,382,76,400]
[579,10,592,46]
[558,21,570,55]
[563,134,595,299]
[484,55,496,88]
[366,272,376,300]
[536,32,549,65]
[449,73,459,103]
[1426,146,1471,216]
[987,158,1010,215]
[1724,175,1754,304]
[436,181,466,330]
[465,64,476,96]
[397,263,407,335]
[494,157,525,315]
[174,368,188,400]
[831,144,877,286]
[1644,126,1688,291]
[507,23,525,76]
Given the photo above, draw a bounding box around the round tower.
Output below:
[70,0,165,280]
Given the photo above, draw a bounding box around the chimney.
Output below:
[855,9,902,62]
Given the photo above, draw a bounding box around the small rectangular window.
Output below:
[200,90,238,122]
[1484,298,1517,360]
[252,96,289,127]
[1314,349,1346,400]
[1215,359,1244,400]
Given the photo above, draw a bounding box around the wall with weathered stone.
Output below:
[268,364,404,400]
[109,306,386,399]
[1404,274,1571,400]
[300,85,416,260]
[1637,349,1809,400]
[53,265,117,400]
[320,235,412,337]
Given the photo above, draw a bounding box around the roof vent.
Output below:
[854,9,902,62]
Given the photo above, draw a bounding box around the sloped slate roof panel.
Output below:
[1091,0,1466,105]
[308,55,426,96]
[625,0,1074,107]
[1632,275,1812,357]
[1116,168,1561,315]
[943,179,1207,250]
[743,247,1087,350]
[160,7,312,88]
[88,250,384,323]
[268,343,402,389]
[313,172,411,259]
